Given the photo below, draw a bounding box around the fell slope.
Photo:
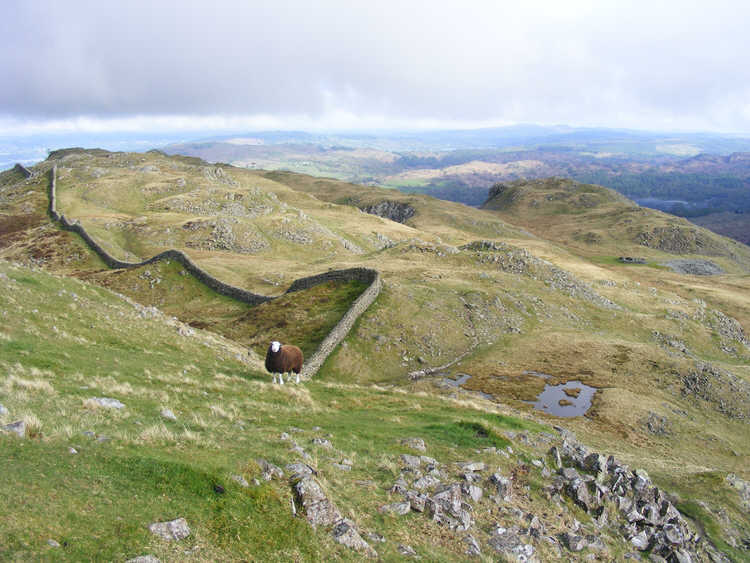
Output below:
[1,150,749,560]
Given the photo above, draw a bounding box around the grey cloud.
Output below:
[2,0,750,132]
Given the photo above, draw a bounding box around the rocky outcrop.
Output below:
[360,201,416,224]
[662,259,725,275]
[290,472,376,557]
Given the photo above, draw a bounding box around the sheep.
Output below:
[265,341,304,384]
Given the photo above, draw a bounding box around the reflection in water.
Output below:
[527,380,597,417]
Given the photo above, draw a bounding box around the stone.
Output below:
[633,468,651,491]
[464,533,481,556]
[366,532,385,543]
[569,479,593,511]
[148,518,190,541]
[630,530,650,550]
[583,453,607,473]
[332,463,351,471]
[616,495,633,513]
[0,404,8,416]
[489,473,512,500]
[389,477,409,495]
[400,454,422,468]
[664,523,684,545]
[420,455,438,466]
[379,501,411,515]
[312,437,332,449]
[398,544,417,556]
[160,408,177,421]
[560,467,580,481]
[413,474,441,490]
[231,474,249,487]
[462,483,483,502]
[626,508,644,523]
[257,459,285,480]
[563,533,587,552]
[126,556,161,563]
[400,437,426,452]
[286,462,315,481]
[280,432,290,440]
[673,549,693,563]
[641,502,661,525]
[406,490,428,512]
[524,514,544,538]
[549,446,562,469]
[458,461,486,472]
[294,476,341,527]
[90,397,125,409]
[331,518,377,558]
[488,531,535,562]
[2,420,25,437]
[47,539,60,548]
[432,483,463,514]
[68,447,78,454]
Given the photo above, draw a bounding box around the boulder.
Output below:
[488,531,536,562]
[294,477,341,527]
[331,519,377,558]
[400,437,426,452]
[148,518,190,541]
[1,420,25,438]
[257,458,285,480]
[406,490,428,512]
[488,473,512,500]
[462,483,483,502]
[400,454,422,468]
[90,397,125,409]
[464,534,481,556]
[413,474,441,491]
[378,502,411,515]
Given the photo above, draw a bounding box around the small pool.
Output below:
[444,373,472,387]
[526,380,597,417]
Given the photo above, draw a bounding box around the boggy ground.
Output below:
[1,150,749,559]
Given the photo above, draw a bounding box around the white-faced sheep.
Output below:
[265,341,304,384]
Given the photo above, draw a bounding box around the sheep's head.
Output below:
[270,341,281,353]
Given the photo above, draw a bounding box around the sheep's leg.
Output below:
[279,373,284,385]
[296,373,300,384]
[272,374,277,384]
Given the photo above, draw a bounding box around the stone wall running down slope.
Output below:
[46,165,381,379]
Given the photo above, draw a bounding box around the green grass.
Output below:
[422,421,511,449]
[1,260,560,560]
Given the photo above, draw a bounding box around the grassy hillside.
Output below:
[1,150,749,560]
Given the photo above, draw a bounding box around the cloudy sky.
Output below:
[2,0,750,136]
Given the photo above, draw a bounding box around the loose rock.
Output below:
[148,518,190,541]
[90,397,125,409]
[2,420,25,437]
[331,519,377,558]
[400,437,426,452]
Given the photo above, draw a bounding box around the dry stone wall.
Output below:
[46,166,381,378]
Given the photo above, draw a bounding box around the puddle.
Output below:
[525,380,597,417]
[443,373,472,387]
